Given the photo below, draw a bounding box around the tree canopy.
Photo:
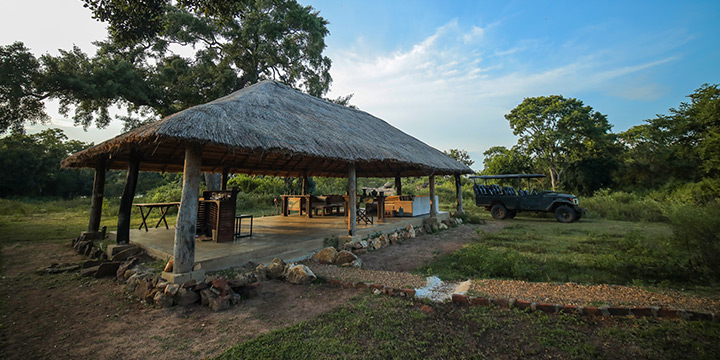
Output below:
[480,146,531,176]
[0,0,332,134]
[504,95,617,193]
[444,148,475,168]
[616,83,720,190]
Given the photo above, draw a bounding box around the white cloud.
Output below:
[326,20,679,169]
[463,25,485,43]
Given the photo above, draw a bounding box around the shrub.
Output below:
[145,182,183,203]
[583,189,668,222]
[667,201,720,276]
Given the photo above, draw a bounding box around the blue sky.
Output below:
[2,0,719,170]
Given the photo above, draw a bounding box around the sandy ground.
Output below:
[1,242,359,360]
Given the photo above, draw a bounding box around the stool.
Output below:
[235,214,253,238]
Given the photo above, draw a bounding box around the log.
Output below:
[116,154,140,244]
[174,145,202,274]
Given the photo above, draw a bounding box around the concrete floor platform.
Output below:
[120,212,449,272]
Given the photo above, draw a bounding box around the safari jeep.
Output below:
[470,174,585,223]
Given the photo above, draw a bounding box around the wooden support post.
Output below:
[454,174,464,215]
[395,176,402,196]
[302,172,309,195]
[173,145,202,274]
[348,163,357,236]
[116,154,140,244]
[221,168,229,190]
[429,175,437,218]
[87,159,107,233]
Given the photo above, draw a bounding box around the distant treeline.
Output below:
[1,83,717,204]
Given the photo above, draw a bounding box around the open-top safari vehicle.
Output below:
[470,174,585,223]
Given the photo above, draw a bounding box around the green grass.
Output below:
[0,197,276,244]
[216,293,720,359]
[418,215,715,291]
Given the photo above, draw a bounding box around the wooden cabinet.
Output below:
[197,189,238,243]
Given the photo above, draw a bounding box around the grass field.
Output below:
[0,197,276,244]
[2,197,719,359]
[216,293,720,360]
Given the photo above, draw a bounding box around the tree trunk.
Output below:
[549,167,556,192]
[174,145,202,274]
[117,154,140,244]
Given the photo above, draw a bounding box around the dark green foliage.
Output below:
[615,84,719,191]
[667,201,720,276]
[481,145,532,175]
[0,42,49,134]
[504,95,618,194]
[2,0,333,133]
[0,129,93,197]
[581,189,668,222]
[226,174,286,195]
[443,148,474,167]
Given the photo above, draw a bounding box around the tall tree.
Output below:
[480,146,531,175]
[444,148,475,168]
[616,83,719,190]
[0,0,332,133]
[0,129,93,197]
[504,95,616,192]
[0,42,49,134]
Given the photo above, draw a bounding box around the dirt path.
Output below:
[311,222,502,290]
[1,242,359,360]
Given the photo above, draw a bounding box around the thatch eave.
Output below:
[61,80,473,178]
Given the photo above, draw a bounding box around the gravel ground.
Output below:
[308,223,720,314]
[311,264,426,289]
[470,279,720,313]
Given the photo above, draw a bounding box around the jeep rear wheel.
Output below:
[554,205,577,223]
[491,204,509,220]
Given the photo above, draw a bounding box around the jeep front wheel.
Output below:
[554,205,577,223]
[491,204,509,220]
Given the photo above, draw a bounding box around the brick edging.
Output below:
[324,278,717,322]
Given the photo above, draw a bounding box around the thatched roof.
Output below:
[62,80,472,177]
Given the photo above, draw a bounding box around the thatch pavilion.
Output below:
[63,80,472,283]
